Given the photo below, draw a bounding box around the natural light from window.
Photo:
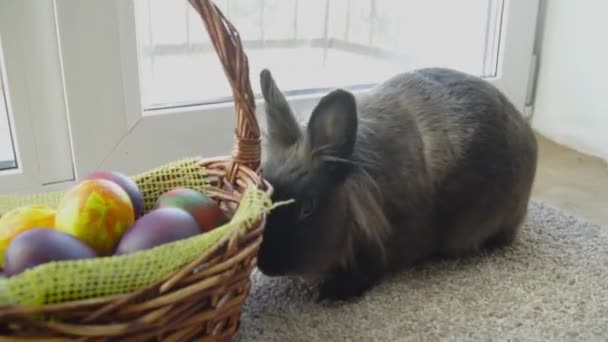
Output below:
[134,0,504,111]
[0,55,16,171]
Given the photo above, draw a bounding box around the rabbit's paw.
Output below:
[316,268,377,302]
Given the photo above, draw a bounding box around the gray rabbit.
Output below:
[256,67,538,301]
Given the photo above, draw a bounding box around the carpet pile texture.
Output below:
[236,201,608,341]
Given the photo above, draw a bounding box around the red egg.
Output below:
[3,228,98,277]
[153,188,228,232]
[114,207,201,255]
[81,170,145,218]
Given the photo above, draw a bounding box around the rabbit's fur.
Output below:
[257,67,538,301]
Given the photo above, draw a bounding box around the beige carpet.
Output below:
[235,201,608,341]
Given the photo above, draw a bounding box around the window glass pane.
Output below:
[0,47,17,171]
[134,0,504,110]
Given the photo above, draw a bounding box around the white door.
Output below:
[1,0,540,193]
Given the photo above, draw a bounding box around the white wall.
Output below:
[532,0,608,161]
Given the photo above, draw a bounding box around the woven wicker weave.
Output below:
[0,0,270,340]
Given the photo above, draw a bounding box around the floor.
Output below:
[532,133,608,227]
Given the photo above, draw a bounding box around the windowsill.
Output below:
[0,160,16,171]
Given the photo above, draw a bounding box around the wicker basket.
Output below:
[0,0,271,340]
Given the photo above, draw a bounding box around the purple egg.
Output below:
[114,207,200,255]
[4,228,98,277]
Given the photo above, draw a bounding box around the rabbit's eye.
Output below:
[299,199,315,220]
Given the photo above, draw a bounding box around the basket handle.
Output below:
[187,0,261,180]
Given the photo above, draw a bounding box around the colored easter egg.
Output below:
[153,188,228,232]
[3,228,97,277]
[81,170,145,218]
[0,204,56,267]
[55,179,134,255]
[114,207,200,255]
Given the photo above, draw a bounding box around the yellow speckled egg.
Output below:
[55,179,134,255]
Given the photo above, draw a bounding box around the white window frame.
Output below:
[2,0,541,190]
[0,0,74,194]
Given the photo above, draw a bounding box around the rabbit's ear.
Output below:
[260,69,301,147]
[307,89,358,164]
